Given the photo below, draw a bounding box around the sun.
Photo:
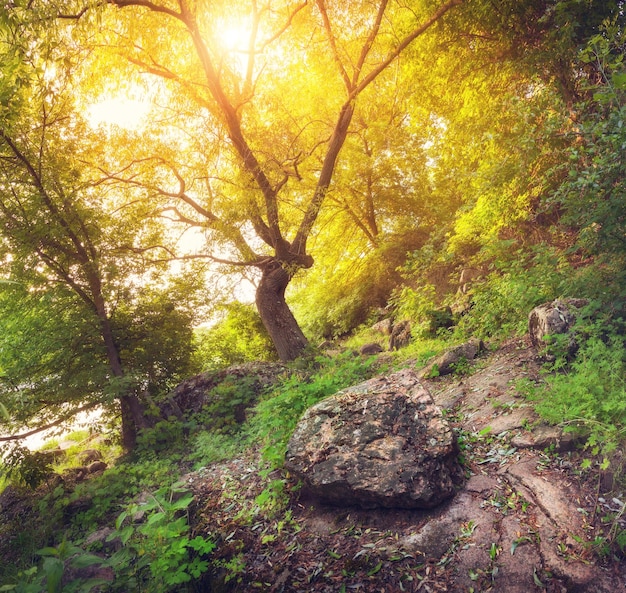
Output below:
[218,23,251,52]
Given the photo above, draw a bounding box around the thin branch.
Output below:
[353,0,464,99]
[109,0,183,21]
[258,1,308,52]
[315,0,352,91]
[352,0,388,86]
[0,402,99,442]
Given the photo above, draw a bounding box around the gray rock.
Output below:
[86,460,107,474]
[161,362,288,421]
[389,320,411,350]
[418,338,483,378]
[371,318,393,335]
[359,342,383,355]
[285,369,463,509]
[79,449,103,464]
[458,267,484,294]
[528,298,588,350]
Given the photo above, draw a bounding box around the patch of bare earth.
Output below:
[188,338,626,592]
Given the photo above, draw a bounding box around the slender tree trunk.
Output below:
[94,293,147,450]
[255,260,308,361]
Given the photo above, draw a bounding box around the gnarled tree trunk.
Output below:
[256,259,308,362]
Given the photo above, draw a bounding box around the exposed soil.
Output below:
[188,337,626,592]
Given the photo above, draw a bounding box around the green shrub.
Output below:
[194,302,276,370]
[0,540,109,593]
[521,312,626,467]
[107,483,215,592]
[0,445,54,489]
[455,244,568,340]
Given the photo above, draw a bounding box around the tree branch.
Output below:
[0,402,100,442]
[315,0,352,91]
[353,0,464,99]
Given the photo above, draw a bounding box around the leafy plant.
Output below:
[455,244,568,340]
[0,540,108,593]
[107,483,215,592]
[0,445,53,490]
[522,312,626,468]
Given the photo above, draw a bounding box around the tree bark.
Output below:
[255,259,309,361]
[94,291,148,450]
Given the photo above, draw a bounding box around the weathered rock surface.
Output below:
[418,337,483,378]
[528,297,588,350]
[389,319,411,350]
[371,318,393,335]
[285,369,463,509]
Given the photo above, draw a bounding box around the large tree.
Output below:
[33,0,465,361]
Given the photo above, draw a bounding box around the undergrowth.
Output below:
[520,308,626,471]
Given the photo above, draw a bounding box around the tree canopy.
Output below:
[1,0,625,447]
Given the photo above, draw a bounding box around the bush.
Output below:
[455,244,569,340]
[521,310,626,467]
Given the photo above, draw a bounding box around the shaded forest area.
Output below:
[2,0,626,591]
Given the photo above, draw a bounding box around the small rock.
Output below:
[359,342,383,355]
[371,318,393,335]
[528,298,588,351]
[79,449,103,464]
[418,338,483,378]
[510,424,579,452]
[87,460,107,474]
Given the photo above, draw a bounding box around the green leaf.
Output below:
[37,547,60,557]
[115,511,128,531]
[146,511,167,526]
[42,557,64,593]
[611,72,626,90]
[533,568,546,588]
[367,561,383,576]
[70,553,106,569]
[170,494,194,511]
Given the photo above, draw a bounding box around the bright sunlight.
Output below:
[87,96,152,130]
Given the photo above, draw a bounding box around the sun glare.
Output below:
[87,96,152,130]
[218,23,251,52]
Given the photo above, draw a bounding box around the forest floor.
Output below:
[187,337,626,592]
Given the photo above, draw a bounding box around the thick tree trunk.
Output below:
[256,260,309,362]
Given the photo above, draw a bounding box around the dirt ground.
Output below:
[189,337,626,592]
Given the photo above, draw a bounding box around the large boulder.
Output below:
[528,298,588,350]
[285,369,463,509]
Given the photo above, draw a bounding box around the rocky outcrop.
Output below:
[160,362,288,422]
[285,369,463,509]
[418,338,483,378]
[528,298,588,351]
